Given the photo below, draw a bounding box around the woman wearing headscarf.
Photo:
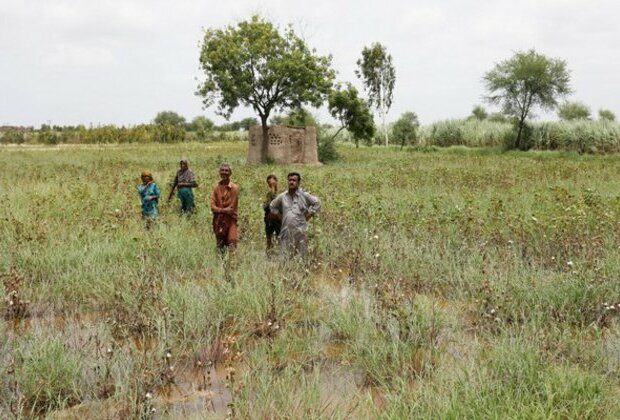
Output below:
[168,158,198,214]
[137,171,160,227]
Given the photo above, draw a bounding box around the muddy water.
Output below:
[154,364,233,419]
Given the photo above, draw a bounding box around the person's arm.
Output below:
[269,194,282,221]
[210,186,220,213]
[150,184,161,201]
[303,192,321,221]
[168,174,178,201]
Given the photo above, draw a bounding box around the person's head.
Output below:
[219,163,232,181]
[266,174,278,189]
[180,158,189,171]
[141,171,153,184]
[287,172,301,191]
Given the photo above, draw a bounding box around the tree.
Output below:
[469,105,488,121]
[558,101,591,120]
[153,111,186,128]
[392,112,420,150]
[356,43,396,146]
[239,117,259,131]
[483,49,571,149]
[189,116,214,132]
[327,83,375,147]
[598,109,616,122]
[197,15,335,162]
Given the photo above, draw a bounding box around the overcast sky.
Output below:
[1,0,618,127]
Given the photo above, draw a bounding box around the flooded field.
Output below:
[2,142,620,417]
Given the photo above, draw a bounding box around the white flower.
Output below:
[567,261,574,267]
[373,235,379,240]
[145,392,153,400]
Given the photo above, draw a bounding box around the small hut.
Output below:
[247,125,319,164]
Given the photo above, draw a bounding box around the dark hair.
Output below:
[266,174,277,182]
[287,172,301,182]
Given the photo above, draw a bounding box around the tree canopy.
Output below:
[197,15,336,161]
[484,49,571,149]
[598,109,616,122]
[356,43,396,146]
[558,101,591,121]
[469,105,488,121]
[327,83,375,147]
[392,111,420,149]
[153,111,186,128]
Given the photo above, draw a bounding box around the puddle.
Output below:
[6,310,101,335]
[153,363,234,419]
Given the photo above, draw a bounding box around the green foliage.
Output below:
[317,130,339,163]
[153,110,186,128]
[16,337,83,412]
[469,105,488,121]
[392,111,420,149]
[0,129,26,144]
[155,123,186,143]
[327,83,375,147]
[484,49,571,149]
[558,101,592,121]
[238,117,259,131]
[197,15,335,161]
[284,107,318,128]
[356,42,396,145]
[598,108,616,121]
[188,116,214,133]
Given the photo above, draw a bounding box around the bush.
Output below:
[0,129,26,144]
[317,130,339,163]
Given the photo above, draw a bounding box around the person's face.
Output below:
[219,166,231,180]
[267,177,278,189]
[287,175,300,190]
[180,161,188,171]
[141,175,151,184]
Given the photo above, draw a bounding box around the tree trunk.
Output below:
[260,114,269,163]
[381,105,388,146]
[516,115,526,150]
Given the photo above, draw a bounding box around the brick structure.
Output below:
[247,125,320,164]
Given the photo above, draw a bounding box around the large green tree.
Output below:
[356,43,396,146]
[484,49,571,149]
[558,101,591,120]
[327,83,375,147]
[197,15,335,162]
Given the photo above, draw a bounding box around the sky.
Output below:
[1,0,618,127]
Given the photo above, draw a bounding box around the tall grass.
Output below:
[419,119,620,153]
[1,142,619,417]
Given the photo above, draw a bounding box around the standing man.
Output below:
[168,158,198,215]
[264,174,281,252]
[270,172,320,260]
[211,163,239,252]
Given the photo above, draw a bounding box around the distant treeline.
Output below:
[0,123,248,145]
[2,117,619,154]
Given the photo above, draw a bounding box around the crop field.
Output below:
[1,142,620,418]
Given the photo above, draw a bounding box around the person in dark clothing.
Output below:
[264,174,281,251]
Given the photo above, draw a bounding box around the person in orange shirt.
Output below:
[210,163,239,252]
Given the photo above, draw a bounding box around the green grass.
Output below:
[1,142,619,418]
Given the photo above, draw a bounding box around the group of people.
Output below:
[137,159,321,259]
